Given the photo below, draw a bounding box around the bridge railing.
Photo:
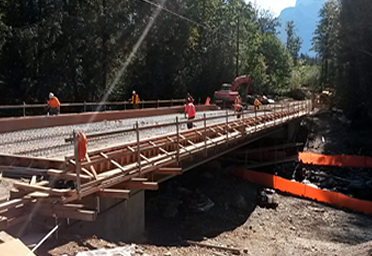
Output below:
[0,99,186,118]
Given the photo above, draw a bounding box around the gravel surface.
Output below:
[0,110,257,159]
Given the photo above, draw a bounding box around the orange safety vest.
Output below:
[48,97,60,108]
[254,99,261,107]
[234,103,242,111]
[186,103,195,118]
[132,94,139,104]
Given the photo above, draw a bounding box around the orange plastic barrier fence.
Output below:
[231,167,372,215]
[299,151,372,169]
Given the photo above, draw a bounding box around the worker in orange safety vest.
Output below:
[47,92,60,116]
[131,91,140,109]
[184,101,196,129]
[254,98,261,111]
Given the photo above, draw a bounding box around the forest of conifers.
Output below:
[0,0,371,122]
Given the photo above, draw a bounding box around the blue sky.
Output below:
[252,0,297,16]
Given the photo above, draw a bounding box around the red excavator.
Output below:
[214,75,251,103]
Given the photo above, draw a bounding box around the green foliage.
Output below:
[285,21,302,65]
[0,0,304,104]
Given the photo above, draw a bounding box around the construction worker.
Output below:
[254,98,261,111]
[185,101,196,129]
[184,92,194,118]
[130,91,140,109]
[47,92,60,116]
[234,95,243,118]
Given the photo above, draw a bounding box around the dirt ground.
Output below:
[42,163,372,256]
[26,109,372,255]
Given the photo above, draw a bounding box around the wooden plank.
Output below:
[68,159,95,178]
[100,152,127,173]
[155,167,182,175]
[36,207,96,221]
[0,238,36,256]
[85,154,98,179]
[47,169,93,182]
[0,231,15,242]
[131,177,148,182]
[127,146,152,164]
[13,182,74,196]
[187,240,241,255]
[123,181,159,190]
[97,189,131,199]
[0,199,24,212]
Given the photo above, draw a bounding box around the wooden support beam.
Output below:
[13,182,74,197]
[97,189,131,199]
[0,199,24,212]
[154,167,182,175]
[123,181,158,190]
[127,146,152,164]
[149,141,172,156]
[131,177,148,182]
[68,159,94,178]
[47,169,93,182]
[36,207,97,221]
[100,152,127,173]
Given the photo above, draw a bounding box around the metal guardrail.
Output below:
[0,99,186,117]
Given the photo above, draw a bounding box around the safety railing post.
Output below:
[255,107,257,133]
[157,99,159,108]
[274,103,276,127]
[204,113,207,156]
[73,131,81,199]
[171,99,174,107]
[176,117,180,163]
[84,101,87,112]
[226,111,229,145]
[264,105,266,129]
[23,102,26,117]
[136,122,141,176]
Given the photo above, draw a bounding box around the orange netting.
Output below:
[231,167,372,215]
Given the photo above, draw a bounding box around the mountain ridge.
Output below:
[278,0,326,56]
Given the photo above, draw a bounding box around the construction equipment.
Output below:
[214,75,251,106]
[315,87,335,110]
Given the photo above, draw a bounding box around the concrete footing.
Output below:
[68,191,145,241]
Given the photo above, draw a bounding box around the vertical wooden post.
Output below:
[157,99,159,108]
[23,102,26,117]
[136,122,141,176]
[73,131,81,200]
[176,116,180,163]
[84,101,87,112]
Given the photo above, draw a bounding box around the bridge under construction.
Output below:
[0,100,311,241]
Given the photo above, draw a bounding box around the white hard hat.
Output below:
[132,90,136,94]
[49,92,54,99]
